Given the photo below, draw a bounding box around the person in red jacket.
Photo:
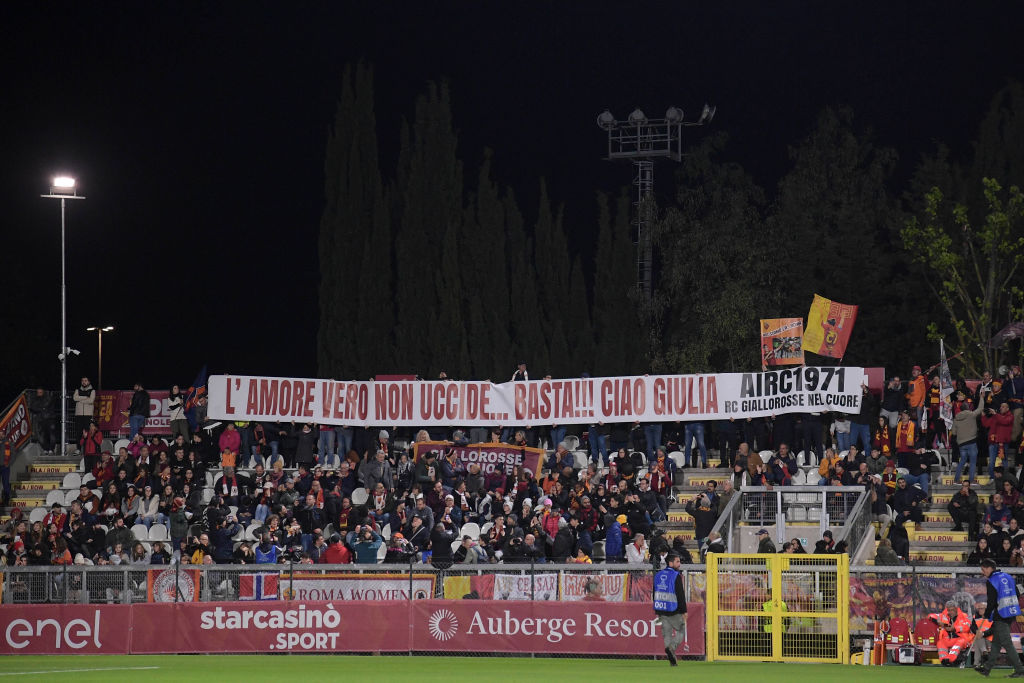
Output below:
[982,402,1015,478]
[319,533,352,563]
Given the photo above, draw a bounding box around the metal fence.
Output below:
[0,562,683,605]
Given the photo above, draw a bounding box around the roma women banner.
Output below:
[760,318,804,366]
[208,367,865,427]
[803,294,858,359]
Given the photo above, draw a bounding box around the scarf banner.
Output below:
[760,318,804,366]
[413,441,545,476]
[208,367,865,427]
[803,294,858,359]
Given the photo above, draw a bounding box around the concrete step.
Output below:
[12,481,61,491]
[933,492,991,505]
[27,462,79,474]
[908,529,969,543]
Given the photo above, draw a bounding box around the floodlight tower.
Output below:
[597,104,716,299]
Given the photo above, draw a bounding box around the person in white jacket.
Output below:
[137,485,164,529]
[72,377,96,437]
[626,533,648,563]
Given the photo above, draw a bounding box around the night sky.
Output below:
[3,1,1023,395]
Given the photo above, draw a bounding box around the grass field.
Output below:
[0,656,987,682]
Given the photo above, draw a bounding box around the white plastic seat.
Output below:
[149,523,170,541]
[132,524,149,541]
[62,472,82,489]
[450,540,462,554]
[113,438,130,453]
[807,508,822,521]
[790,470,806,485]
[838,450,849,459]
[244,523,264,542]
[480,522,493,538]
[78,458,85,471]
[796,450,807,466]
[64,490,78,505]
[351,487,369,506]
[201,487,214,505]
[461,522,481,540]
[29,507,47,523]
[564,435,580,451]
[804,470,822,486]
[592,540,606,561]
[205,471,215,487]
[46,490,66,506]
[759,450,773,464]
[381,525,392,541]
[668,451,685,470]
[895,467,909,476]
[231,525,246,541]
[81,473,95,486]
[264,454,284,469]
[572,452,588,471]
[789,506,807,521]
[377,542,387,562]
[797,492,817,503]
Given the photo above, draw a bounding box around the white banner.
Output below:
[285,574,435,601]
[207,367,864,427]
[559,573,629,601]
[493,573,558,601]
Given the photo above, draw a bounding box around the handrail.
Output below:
[706,489,744,553]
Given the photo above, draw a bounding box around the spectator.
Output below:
[149,541,171,564]
[625,532,647,563]
[79,422,104,473]
[605,514,625,562]
[128,383,150,439]
[72,377,96,438]
[982,402,1014,478]
[984,493,1012,532]
[685,493,716,546]
[948,481,979,538]
[891,476,926,531]
[428,523,454,567]
[906,365,927,429]
[868,474,890,538]
[880,376,905,429]
[167,385,190,441]
[552,516,580,561]
[359,449,394,494]
[683,420,708,468]
[893,410,917,469]
[27,388,56,452]
[756,528,776,553]
[952,394,985,483]
[218,423,241,469]
[874,538,901,565]
[137,485,164,529]
[702,530,725,559]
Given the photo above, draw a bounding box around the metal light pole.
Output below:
[42,176,85,457]
[86,326,114,389]
[596,104,716,300]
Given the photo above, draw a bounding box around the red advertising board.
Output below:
[94,390,171,436]
[0,599,704,655]
[0,604,130,654]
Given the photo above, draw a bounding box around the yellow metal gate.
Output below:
[706,553,849,663]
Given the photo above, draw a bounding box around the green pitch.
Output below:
[0,656,978,681]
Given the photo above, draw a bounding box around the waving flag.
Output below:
[802,294,858,359]
[239,572,279,601]
[939,339,954,430]
[185,365,208,430]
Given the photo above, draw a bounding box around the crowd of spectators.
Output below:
[6,363,1024,569]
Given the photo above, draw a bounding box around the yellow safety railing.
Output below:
[706,553,849,663]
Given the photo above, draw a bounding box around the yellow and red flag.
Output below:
[759,318,804,366]
[802,294,858,359]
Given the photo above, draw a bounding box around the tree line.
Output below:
[319,64,1024,382]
